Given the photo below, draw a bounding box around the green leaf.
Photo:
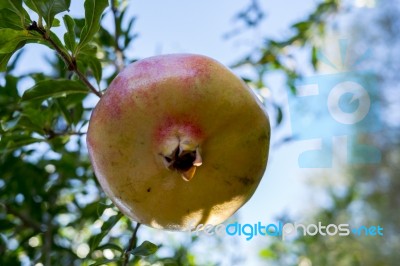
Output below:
[58,94,85,126]
[0,134,43,154]
[276,105,283,125]
[78,54,102,84]
[1,116,20,132]
[4,49,24,73]
[89,258,122,266]
[48,31,70,55]
[0,29,39,54]
[16,116,44,134]
[311,46,318,70]
[18,104,50,133]
[0,41,26,72]
[259,248,277,259]
[0,219,16,231]
[23,0,71,29]
[63,15,76,52]
[98,26,115,48]
[130,241,158,257]
[22,79,89,102]
[125,17,137,35]
[124,17,137,47]
[0,0,25,16]
[77,0,108,53]
[52,18,61,27]
[79,44,97,56]
[0,0,30,28]
[0,9,25,30]
[89,213,123,252]
[55,99,74,126]
[95,243,123,253]
[0,52,17,72]
[292,21,311,32]
[0,112,43,134]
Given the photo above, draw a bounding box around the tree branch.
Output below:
[122,223,141,266]
[28,21,103,98]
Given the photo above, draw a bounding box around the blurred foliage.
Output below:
[233,0,340,128]
[257,1,400,265]
[3,0,393,265]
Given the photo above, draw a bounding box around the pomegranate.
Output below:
[87,54,270,230]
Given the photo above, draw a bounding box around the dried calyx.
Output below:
[161,140,202,181]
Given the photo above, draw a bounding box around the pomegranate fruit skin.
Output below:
[87,54,270,231]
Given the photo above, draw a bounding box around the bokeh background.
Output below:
[1,0,399,265]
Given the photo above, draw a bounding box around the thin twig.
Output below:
[1,203,42,232]
[122,223,141,266]
[74,67,102,97]
[28,21,103,98]
[43,220,52,266]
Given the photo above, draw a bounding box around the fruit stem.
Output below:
[122,222,141,266]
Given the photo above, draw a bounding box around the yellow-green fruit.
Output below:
[87,54,270,231]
